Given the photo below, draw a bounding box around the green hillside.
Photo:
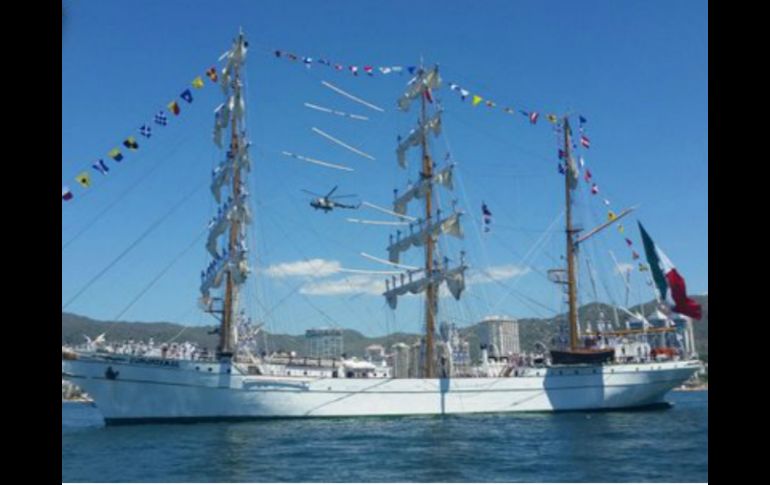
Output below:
[62,295,708,360]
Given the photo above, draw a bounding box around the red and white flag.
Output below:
[529,112,539,124]
[580,135,590,149]
[638,222,702,320]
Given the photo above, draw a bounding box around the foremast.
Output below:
[200,31,252,360]
[385,64,466,378]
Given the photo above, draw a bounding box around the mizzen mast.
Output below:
[563,116,580,351]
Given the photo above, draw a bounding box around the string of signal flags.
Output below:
[270,46,590,133]
[64,43,591,202]
[274,45,646,274]
[551,117,646,272]
[61,67,220,203]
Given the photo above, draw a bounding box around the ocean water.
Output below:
[62,391,708,483]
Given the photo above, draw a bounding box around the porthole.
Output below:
[196,366,200,371]
[208,367,213,372]
[574,370,579,375]
[592,369,597,374]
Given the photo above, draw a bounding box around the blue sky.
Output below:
[62,0,708,337]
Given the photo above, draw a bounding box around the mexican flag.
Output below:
[638,222,702,320]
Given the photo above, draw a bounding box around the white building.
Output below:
[478,315,520,359]
[365,344,387,365]
[305,327,344,359]
[390,343,410,379]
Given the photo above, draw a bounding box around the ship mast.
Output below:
[420,75,437,378]
[200,31,251,361]
[220,48,242,359]
[385,63,466,378]
[563,116,580,351]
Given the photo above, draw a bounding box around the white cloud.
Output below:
[469,264,531,284]
[264,259,341,278]
[299,274,386,296]
[292,263,530,298]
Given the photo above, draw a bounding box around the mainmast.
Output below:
[200,31,252,361]
[386,64,466,378]
[563,116,579,351]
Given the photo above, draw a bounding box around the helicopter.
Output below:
[302,186,360,213]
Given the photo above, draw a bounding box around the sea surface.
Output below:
[62,391,707,483]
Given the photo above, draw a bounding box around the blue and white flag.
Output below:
[154,111,168,126]
[139,124,152,138]
[92,159,109,175]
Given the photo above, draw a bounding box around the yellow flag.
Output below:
[191,76,205,89]
[76,171,91,188]
[546,114,558,123]
[472,95,483,107]
[608,211,617,221]
[617,224,624,234]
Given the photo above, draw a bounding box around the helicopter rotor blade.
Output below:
[326,186,339,198]
[301,189,324,197]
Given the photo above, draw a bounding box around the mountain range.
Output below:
[62,295,707,362]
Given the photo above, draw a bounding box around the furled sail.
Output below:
[383,262,467,310]
[397,66,441,112]
[205,196,252,257]
[211,160,232,203]
[393,164,454,215]
[221,37,248,95]
[200,249,230,296]
[444,264,467,300]
[199,244,250,296]
[395,110,442,169]
[213,102,231,148]
[230,86,245,121]
[387,211,464,263]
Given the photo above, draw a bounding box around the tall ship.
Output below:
[62,32,702,424]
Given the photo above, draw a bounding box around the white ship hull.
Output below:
[62,355,699,424]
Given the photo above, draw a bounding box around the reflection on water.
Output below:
[63,392,707,482]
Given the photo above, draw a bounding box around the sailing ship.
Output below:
[62,32,701,424]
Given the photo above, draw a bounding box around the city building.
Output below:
[390,343,410,379]
[478,315,520,359]
[305,327,344,359]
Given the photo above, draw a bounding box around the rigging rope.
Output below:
[62,182,205,311]
[111,226,208,322]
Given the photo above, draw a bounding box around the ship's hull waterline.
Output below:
[62,355,700,423]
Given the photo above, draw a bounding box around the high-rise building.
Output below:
[478,315,520,358]
[391,343,410,378]
[305,327,344,358]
